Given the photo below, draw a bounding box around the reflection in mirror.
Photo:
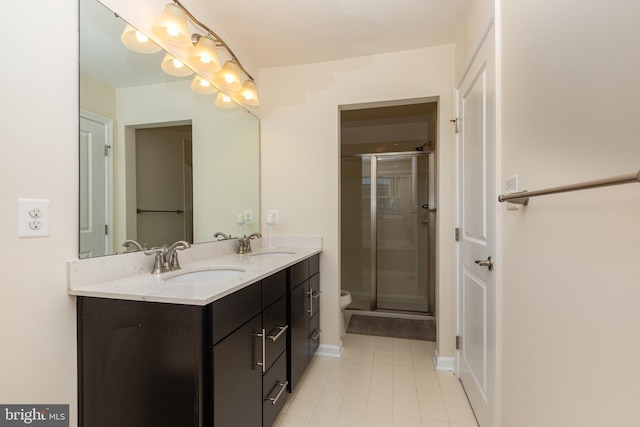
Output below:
[79,0,260,259]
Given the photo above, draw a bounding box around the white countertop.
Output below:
[67,236,321,306]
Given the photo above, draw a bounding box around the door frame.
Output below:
[80,110,114,257]
[453,21,499,427]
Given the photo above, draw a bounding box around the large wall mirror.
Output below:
[79,0,260,258]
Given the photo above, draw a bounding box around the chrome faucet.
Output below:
[166,241,190,270]
[122,239,146,252]
[144,240,191,274]
[213,232,231,240]
[238,233,262,254]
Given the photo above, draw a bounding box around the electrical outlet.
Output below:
[18,198,50,238]
[29,207,42,218]
[244,210,253,224]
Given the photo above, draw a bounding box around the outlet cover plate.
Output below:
[18,198,50,238]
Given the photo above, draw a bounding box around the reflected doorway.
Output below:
[133,125,193,248]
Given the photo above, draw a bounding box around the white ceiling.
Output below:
[200,0,470,69]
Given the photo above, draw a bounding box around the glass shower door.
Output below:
[341,153,431,314]
[376,155,429,312]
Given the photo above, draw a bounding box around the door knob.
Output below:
[474,256,494,271]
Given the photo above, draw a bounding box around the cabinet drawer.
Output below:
[310,312,320,358]
[263,352,288,427]
[212,282,261,345]
[262,270,286,309]
[289,259,308,290]
[263,297,287,371]
[309,254,319,276]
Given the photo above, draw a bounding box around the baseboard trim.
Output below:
[316,344,342,358]
[432,349,454,371]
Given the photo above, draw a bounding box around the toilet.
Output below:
[339,290,352,336]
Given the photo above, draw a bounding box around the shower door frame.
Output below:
[346,150,436,315]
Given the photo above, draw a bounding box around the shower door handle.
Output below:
[475,257,494,271]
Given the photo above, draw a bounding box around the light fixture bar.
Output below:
[172,0,255,82]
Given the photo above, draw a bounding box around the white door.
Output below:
[455,25,496,427]
[79,112,113,258]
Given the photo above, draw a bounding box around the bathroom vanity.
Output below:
[71,245,320,427]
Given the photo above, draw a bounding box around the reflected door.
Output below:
[79,112,113,258]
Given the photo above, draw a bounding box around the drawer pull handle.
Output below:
[307,289,321,316]
[310,329,321,341]
[267,325,289,342]
[266,380,289,406]
[254,328,266,373]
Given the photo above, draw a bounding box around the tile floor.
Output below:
[273,333,479,427]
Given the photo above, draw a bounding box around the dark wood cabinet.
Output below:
[78,254,318,426]
[212,313,263,427]
[78,298,206,427]
[287,254,321,392]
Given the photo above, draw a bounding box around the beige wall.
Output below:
[498,0,640,425]
[259,45,456,355]
[80,73,116,119]
[0,0,79,423]
[114,81,260,246]
[454,0,494,78]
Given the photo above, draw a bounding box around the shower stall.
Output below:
[341,152,436,315]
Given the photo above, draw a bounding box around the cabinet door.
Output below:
[78,297,203,427]
[213,314,262,427]
[288,280,310,391]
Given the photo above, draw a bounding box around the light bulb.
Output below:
[121,24,161,54]
[135,31,149,43]
[191,75,218,95]
[151,3,192,50]
[187,35,221,73]
[166,25,180,38]
[213,61,242,92]
[238,80,259,106]
[215,92,238,109]
[161,53,194,77]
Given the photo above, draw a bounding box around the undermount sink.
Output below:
[163,267,246,283]
[250,251,295,258]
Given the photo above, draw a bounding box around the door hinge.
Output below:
[456,335,461,350]
[455,228,460,242]
[450,118,460,134]
[104,145,111,156]
[104,224,108,235]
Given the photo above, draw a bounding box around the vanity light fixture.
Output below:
[239,80,259,107]
[215,92,237,109]
[153,1,260,107]
[191,75,218,95]
[161,52,195,77]
[120,24,162,54]
[151,3,192,50]
[213,60,243,93]
[188,35,221,73]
